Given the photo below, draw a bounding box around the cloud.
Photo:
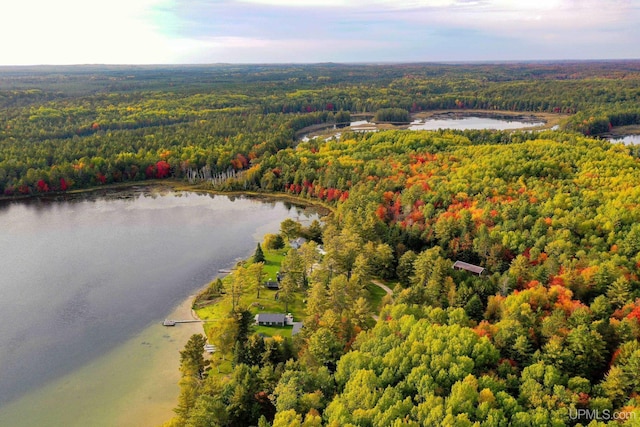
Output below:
[166,0,638,38]
[234,0,470,7]
[168,36,396,63]
[159,0,640,61]
[1,0,638,64]
[235,0,352,6]
[0,0,173,64]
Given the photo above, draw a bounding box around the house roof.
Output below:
[453,260,485,275]
[255,313,287,323]
[290,237,307,247]
[265,280,280,289]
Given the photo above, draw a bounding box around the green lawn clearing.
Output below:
[255,325,293,339]
[196,247,306,341]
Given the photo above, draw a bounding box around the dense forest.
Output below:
[170,129,640,426]
[2,61,640,196]
[2,62,640,426]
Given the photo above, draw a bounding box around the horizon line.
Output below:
[1,58,640,68]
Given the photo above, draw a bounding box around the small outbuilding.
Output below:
[452,260,486,276]
[265,280,280,290]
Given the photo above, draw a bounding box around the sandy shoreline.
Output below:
[114,294,205,427]
[0,292,206,427]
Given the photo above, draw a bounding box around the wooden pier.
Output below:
[162,319,215,326]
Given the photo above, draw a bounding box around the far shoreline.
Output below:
[0,179,335,216]
[0,109,570,205]
[296,109,568,140]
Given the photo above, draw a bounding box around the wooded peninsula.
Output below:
[2,62,640,427]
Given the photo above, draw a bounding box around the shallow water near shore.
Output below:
[0,187,317,425]
[0,296,201,427]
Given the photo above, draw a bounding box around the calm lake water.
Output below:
[300,115,546,141]
[408,115,544,130]
[610,135,640,145]
[0,187,317,422]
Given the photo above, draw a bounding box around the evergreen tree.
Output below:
[606,277,632,308]
[304,220,324,243]
[180,334,208,380]
[254,243,266,263]
[232,341,246,367]
[464,294,484,321]
[396,250,417,288]
[235,308,255,345]
[264,233,285,250]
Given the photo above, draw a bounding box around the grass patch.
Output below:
[255,325,293,339]
[366,281,388,313]
[196,247,306,342]
[262,249,286,282]
[206,354,234,377]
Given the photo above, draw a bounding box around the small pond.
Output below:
[609,135,640,145]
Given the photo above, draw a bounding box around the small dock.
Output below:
[162,319,203,326]
[162,319,216,326]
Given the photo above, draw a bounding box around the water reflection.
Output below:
[409,115,544,130]
[0,189,318,409]
[299,113,546,141]
[609,135,640,145]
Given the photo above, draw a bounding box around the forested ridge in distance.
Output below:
[2,62,640,426]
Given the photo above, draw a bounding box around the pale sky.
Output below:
[1,0,638,65]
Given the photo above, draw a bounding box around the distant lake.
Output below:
[408,114,544,130]
[0,187,318,419]
[300,114,546,141]
[609,135,640,145]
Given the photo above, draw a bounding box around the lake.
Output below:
[0,186,318,426]
[300,114,546,141]
[609,134,640,145]
[408,114,544,130]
